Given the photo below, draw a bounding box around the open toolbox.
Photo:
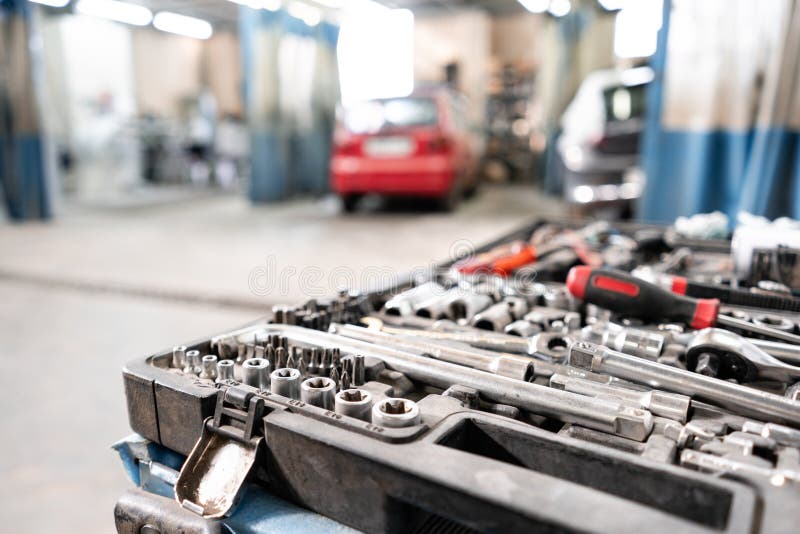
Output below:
[117,219,800,533]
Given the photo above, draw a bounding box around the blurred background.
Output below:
[1,0,799,532]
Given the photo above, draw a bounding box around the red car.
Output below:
[331,89,479,212]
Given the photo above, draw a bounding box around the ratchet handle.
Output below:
[567,266,720,329]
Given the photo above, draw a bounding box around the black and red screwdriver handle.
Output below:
[566,266,721,329]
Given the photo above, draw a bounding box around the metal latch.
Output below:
[174,385,267,518]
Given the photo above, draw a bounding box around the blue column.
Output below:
[0,0,52,220]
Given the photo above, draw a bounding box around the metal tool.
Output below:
[336,323,534,381]
[223,324,654,441]
[685,328,800,383]
[549,373,691,423]
[270,368,301,399]
[580,322,664,361]
[216,359,235,383]
[300,377,336,409]
[242,358,270,390]
[183,350,202,375]
[567,341,800,427]
[199,355,218,380]
[353,354,365,386]
[471,297,528,331]
[172,345,187,369]
[335,389,373,421]
[384,282,445,316]
[361,315,534,355]
[567,266,800,344]
[371,398,421,428]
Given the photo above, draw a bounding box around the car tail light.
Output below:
[334,136,361,156]
[425,135,452,154]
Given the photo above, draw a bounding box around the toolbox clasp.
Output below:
[174,386,266,518]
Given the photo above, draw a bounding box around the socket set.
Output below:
[119,219,800,533]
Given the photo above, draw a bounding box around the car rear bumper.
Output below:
[331,155,455,196]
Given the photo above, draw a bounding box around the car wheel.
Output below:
[341,195,360,213]
[438,185,461,212]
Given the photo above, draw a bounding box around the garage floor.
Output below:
[0,185,566,533]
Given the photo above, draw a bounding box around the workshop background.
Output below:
[1,0,799,532]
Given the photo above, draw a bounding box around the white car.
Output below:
[557,66,654,217]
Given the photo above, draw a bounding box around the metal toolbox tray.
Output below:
[117,218,800,533]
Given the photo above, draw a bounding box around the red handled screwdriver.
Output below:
[566,266,800,344]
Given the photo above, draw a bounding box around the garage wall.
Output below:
[414,9,491,125]
[132,29,204,117]
[491,13,544,69]
[203,30,243,118]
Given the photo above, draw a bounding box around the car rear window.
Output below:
[344,98,439,134]
[602,83,647,122]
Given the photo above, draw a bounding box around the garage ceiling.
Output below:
[123,0,528,29]
[371,0,528,15]
[129,0,239,26]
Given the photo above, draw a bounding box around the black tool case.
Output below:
[119,219,800,533]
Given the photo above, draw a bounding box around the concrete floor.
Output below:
[0,185,565,533]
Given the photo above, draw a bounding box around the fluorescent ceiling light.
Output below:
[153,11,213,39]
[29,0,71,7]
[226,0,281,11]
[548,0,571,17]
[517,0,549,13]
[287,1,321,26]
[598,0,628,10]
[75,0,153,26]
[312,0,345,7]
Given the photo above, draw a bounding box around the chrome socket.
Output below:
[449,293,493,321]
[384,282,444,316]
[183,350,202,375]
[199,355,218,380]
[216,359,235,383]
[504,320,542,337]
[242,358,271,390]
[471,301,516,332]
[371,398,421,428]
[414,289,461,320]
[334,388,373,421]
[172,345,187,369]
[270,367,301,399]
[300,376,336,409]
